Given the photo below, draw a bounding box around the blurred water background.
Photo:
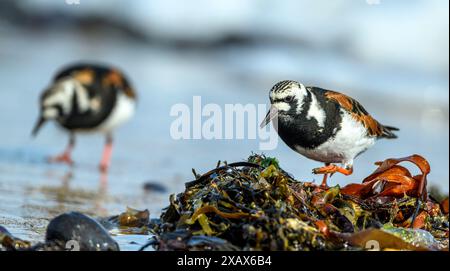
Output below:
[0,0,448,250]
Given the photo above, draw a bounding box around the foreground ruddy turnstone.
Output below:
[32,63,136,172]
[260,80,398,187]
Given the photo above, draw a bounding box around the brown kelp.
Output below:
[0,225,31,251]
[149,154,448,251]
[105,207,151,235]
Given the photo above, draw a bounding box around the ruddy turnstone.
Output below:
[260,80,398,187]
[32,63,136,172]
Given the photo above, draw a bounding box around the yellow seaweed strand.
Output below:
[188,205,252,223]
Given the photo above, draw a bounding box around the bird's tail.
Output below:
[380,125,399,139]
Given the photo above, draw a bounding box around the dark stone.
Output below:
[0,225,11,235]
[45,212,119,251]
[143,181,167,193]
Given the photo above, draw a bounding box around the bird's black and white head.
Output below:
[32,77,85,136]
[260,80,308,128]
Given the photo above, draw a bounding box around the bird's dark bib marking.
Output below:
[276,88,342,150]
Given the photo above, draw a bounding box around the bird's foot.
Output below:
[312,164,353,176]
[99,162,109,173]
[48,152,74,165]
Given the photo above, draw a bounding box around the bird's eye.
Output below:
[284,96,293,103]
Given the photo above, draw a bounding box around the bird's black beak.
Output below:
[260,105,279,129]
[31,116,46,137]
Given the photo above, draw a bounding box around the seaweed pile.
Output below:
[149,154,449,251]
[1,154,448,251]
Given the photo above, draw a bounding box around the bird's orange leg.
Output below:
[49,134,75,165]
[99,135,113,173]
[313,164,353,187]
[320,163,330,188]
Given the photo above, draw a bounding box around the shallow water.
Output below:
[0,27,448,250]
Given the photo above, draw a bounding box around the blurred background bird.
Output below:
[32,63,137,172]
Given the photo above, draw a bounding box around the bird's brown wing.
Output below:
[100,69,137,99]
[54,64,137,99]
[324,90,398,138]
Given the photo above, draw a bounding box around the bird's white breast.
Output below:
[96,93,135,133]
[294,110,375,165]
